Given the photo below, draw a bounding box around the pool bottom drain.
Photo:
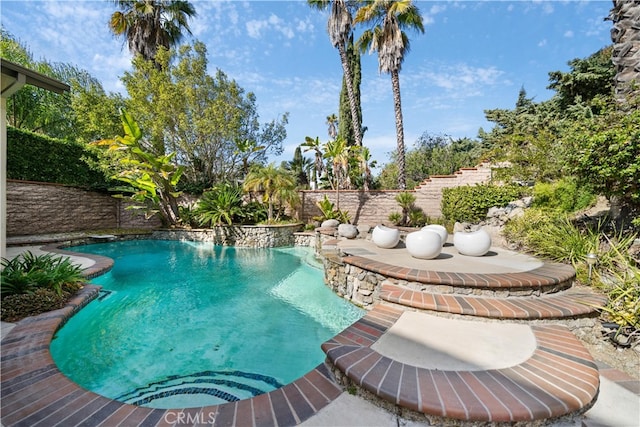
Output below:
[115,370,283,407]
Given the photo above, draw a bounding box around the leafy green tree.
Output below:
[94,109,183,226]
[2,30,123,143]
[308,0,363,147]
[122,42,288,188]
[480,89,567,183]
[243,164,299,223]
[355,0,425,190]
[565,96,640,214]
[323,136,351,210]
[109,0,197,65]
[547,47,615,113]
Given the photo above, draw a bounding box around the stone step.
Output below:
[342,254,577,296]
[322,305,601,424]
[379,283,607,320]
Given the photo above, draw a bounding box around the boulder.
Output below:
[338,224,359,239]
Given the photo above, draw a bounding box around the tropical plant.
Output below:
[308,0,363,147]
[314,195,350,223]
[323,136,352,210]
[109,0,197,65]
[243,163,299,223]
[93,109,184,226]
[395,191,415,225]
[355,0,424,190]
[353,145,375,191]
[284,146,312,188]
[301,136,324,188]
[1,252,84,298]
[326,113,339,140]
[195,183,244,226]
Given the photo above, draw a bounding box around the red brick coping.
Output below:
[342,254,577,290]
[1,285,342,427]
[380,283,606,320]
[322,305,601,423]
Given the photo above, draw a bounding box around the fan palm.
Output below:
[243,164,299,222]
[301,136,324,189]
[355,0,424,190]
[109,0,197,64]
[308,0,363,147]
[609,0,640,103]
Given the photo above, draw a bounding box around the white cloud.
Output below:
[564,30,574,38]
[538,39,548,47]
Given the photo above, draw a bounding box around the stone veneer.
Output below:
[151,224,303,248]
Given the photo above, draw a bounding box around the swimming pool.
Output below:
[50,240,364,409]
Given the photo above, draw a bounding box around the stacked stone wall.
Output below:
[6,180,160,236]
[151,225,302,248]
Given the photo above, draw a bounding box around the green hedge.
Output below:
[7,126,111,190]
[441,183,525,223]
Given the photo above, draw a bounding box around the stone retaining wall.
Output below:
[151,225,303,248]
[6,180,162,236]
[299,163,493,225]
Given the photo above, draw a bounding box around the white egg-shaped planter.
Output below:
[422,224,448,246]
[453,229,492,257]
[406,230,442,259]
[371,225,400,249]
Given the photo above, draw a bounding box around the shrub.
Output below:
[313,195,350,223]
[1,252,84,298]
[532,177,596,213]
[6,126,111,190]
[388,212,402,225]
[195,183,244,226]
[441,184,524,223]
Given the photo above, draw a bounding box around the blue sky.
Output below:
[1,1,613,171]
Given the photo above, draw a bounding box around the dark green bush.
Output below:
[7,126,111,190]
[441,184,524,223]
[1,252,84,298]
[532,177,596,213]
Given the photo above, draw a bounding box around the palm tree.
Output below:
[301,136,324,189]
[326,113,339,140]
[609,0,640,104]
[354,145,375,191]
[109,0,197,65]
[243,164,298,222]
[323,136,351,210]
[355,0,424,190]
[308,0,363,147]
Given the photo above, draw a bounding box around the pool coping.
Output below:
[2,242,639,426]
[1,281,343,427]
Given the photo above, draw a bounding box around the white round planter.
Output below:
[406,230,442,259]
[453,229,492,257]
[371,225,400,249]
[422,224,448,246]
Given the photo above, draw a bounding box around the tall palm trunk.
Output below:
[610,0,640,104]
[337,43,363,147]
[390,70,406,190]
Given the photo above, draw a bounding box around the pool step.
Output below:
[379,283,606,320]
[116,370,284,407]
[322,305,601,424]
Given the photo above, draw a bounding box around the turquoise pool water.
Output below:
[50,240,364,409]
